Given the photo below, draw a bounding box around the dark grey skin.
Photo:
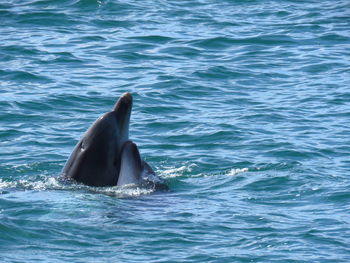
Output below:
[61,92,167,189]
[118,140,151,186]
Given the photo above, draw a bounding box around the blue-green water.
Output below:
[1,0,350,262]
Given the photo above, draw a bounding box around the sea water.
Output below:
[0,0,349,262]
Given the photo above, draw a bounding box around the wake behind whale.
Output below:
[61,93,167,190]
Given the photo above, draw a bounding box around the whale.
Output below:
[61,92,167,189]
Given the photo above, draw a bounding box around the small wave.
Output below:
[226,167,249,176]
[0,176,156,198]
[160,163,197,178]
[0,176,63,191]
[88,185,154,198]
[159,163,249,179]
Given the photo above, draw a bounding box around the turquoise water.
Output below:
[1,0,350,262]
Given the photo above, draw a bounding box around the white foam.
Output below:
[0,176,155,198]
[0,176,61,190]
[160,163,197,178]
[0,179,16,188]
[92,185,154,198]
[226,167,249,176]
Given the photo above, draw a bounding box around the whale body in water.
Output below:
[61,92,167,189]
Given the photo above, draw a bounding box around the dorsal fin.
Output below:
[117,141,143,186]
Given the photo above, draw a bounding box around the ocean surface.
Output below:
[0,0,349,262]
